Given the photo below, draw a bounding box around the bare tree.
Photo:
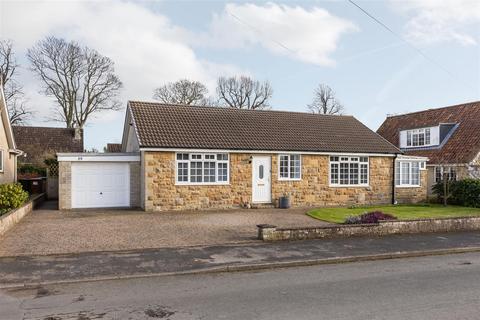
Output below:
[153,79,210,106]
[5,89,32,125]
[216,76,272,110]
[0,39,33,124]
[27,36,122,128]
[308,84,344,115]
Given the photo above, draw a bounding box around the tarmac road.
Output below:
[2,252,480,320]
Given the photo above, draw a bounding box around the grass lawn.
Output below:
[307,204,480,224]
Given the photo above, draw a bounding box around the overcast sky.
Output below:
[1,0,479,150]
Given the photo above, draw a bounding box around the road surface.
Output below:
[2,252,480,319]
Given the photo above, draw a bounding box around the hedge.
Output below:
[433,179,480,208]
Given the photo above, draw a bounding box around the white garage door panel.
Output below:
[72,163,130,208]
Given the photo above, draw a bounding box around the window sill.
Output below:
[175,182,230,186]
[396,185,421,188]
[278,178,302,182]
[329,184,370,188]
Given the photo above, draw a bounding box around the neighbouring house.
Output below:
[105,143,122,153]
[0,82,22,184]
[377,101,480,196]
[13,126,84,168]
[57,101,428,211]
[13,126,84,198]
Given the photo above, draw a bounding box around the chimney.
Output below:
[74,127,82,141]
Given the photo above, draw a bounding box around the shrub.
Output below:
[433,179,480,207]
[344,215,362,224]
[432,180,454,204]
[18,164,46,177]
[450,179,480,207]
[0,183,29,213]
[344,211,397,224]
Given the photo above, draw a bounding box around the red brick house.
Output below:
[377,101,480,195]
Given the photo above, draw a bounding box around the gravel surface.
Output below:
[0,202,328,256]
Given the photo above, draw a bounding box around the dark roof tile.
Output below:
[129,101,400,154]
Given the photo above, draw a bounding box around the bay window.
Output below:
[330,156,368,186]
[176,153,229,184]
[395,161,421,186]
[279,154,301,180]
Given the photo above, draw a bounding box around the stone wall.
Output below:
[144,152,395,211]
[129,162,141,207]
[58,161,71,210]
[0,194,45,236]
[144,152,252,211]
[271,154,393,208]
[395,169,428,204]
[258,216,480,241]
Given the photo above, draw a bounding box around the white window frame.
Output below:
[0,149,3,173]
[175,153,230,185]
[329,156,369,187]
[405,128,432,147]
[278,154,302,181]
[434,166,457,183]
[395,160,421,187]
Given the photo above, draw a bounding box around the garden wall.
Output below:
[0,194,45,236]
[258,216,480,241]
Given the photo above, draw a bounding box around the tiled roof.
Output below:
[13,126,84,165]
[106,143,122,153]
[377,101,480,164]
[128,101,400,154]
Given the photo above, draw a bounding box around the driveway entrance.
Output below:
[0,201,329,256]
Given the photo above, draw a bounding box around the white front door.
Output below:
[71,162,130,208]
[252,156,271,203]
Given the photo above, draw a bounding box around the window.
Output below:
[435,166,457,183]
[406,128,431,147]
[278,154,301,180]
[176,153,229,184]
[396,161,421,186]
[0,149,3,172]
[330,156,368,186]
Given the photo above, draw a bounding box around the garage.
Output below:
[57,153,141,209]
[72,162,130,208]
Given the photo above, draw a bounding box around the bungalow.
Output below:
[0,82,22,184]
[58,102,427,210]
[377,101,480,196]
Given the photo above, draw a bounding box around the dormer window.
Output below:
[400,126,439,148]
[406,128,430,147]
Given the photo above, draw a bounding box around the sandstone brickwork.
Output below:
[144,152,396,211]
[394,169,428,204]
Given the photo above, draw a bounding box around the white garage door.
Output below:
[71,162,130,208]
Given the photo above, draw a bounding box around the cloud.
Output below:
[204,2,357,66]
[0,0,244,125]
[391,0,480,46]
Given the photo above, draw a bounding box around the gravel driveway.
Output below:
[0,201,329,256]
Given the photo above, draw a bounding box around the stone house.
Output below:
[58,102,428,210]
[0,82,22,184]
[377,101,480,196]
